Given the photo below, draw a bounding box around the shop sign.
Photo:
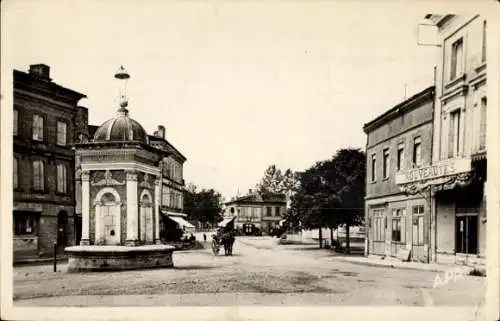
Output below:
[395,158,471,185]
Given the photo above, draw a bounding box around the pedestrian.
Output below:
[203,233,207,243]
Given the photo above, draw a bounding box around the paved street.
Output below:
[14,237,485,308]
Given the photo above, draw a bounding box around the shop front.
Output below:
[396,157,486,266]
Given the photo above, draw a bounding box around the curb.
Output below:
[330,257,474,273]
[14,258,68,267]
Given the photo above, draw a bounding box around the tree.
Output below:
[256,165,299,201]
[287,148,366,251]
[183,184,224,228]
[325,148,366,253]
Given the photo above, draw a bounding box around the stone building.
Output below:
[363,86,435,262]
[397,14,487,266]
[13,64,87,262]
[224,190,286,235]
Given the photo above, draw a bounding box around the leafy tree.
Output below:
[287,148,366,251]
[256,165,299,200]
[183,184,224,228]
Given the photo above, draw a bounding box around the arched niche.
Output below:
[139,189,154,244]
[94,187,122,245]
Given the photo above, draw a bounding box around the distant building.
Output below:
[363,86,435,262]
[224,189,286,235]
[13,64,87,262]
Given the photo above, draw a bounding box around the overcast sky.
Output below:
[6,1,442,199]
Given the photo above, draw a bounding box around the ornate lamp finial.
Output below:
[114,65,130,114]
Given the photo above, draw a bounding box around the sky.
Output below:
[5,0,441,199]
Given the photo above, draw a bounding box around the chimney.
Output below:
[157,125,165,139]
[248,189,252,194]
[29,64,51,81]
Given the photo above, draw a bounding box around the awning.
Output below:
[167,216,195,229]
[218,216,236,227]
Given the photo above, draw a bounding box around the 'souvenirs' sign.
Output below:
[395,158,471,185]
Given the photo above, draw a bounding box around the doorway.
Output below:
[57,211,68,253]
[455,214,478,255]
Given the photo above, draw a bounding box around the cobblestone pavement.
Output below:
[13,237,485,309]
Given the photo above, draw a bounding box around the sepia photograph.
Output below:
[1,1,499,320]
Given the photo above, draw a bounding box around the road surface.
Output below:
[13,236,485,308]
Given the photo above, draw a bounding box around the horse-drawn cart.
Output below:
[211,216,236,256]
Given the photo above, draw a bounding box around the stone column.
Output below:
[154,178,161,244]
[126,170,139,246]
[80,170,90,245]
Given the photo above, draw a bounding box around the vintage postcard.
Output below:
[1,1,499,320]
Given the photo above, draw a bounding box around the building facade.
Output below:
[363,86,435,262]
[148,126,192,238]
[13,64,87,261]
[399,14,487,266]
[224,190,286,235]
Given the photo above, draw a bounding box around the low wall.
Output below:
[65,245,175,272]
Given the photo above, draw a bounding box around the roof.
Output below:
[424,14,455,27]
[93,108,148,144]
[225,191,286,205]
[13,69,87,104]
[148,134,187,162]
[362,86,435,134]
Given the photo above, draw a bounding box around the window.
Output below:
[56,121,67,146]
[169,191,175,207]
[275,206,281,217]
[413,137,422,167]
[13,157,19,189]
[397,143,404,171]
[479,98,487,150]
[32,114,44,141]
[391,218,401,242]
[57,164,68,193]
[14,215,37,235]
[371,154,377,182]
[266,206,272,217]
[482,20,487,62]
[450,38,463,80]
[13,109,18,136]
[382,149,390,179]
[391,209,406,243]
[162,186,169,206]
[448,110,461,158]
[32,160,44,191]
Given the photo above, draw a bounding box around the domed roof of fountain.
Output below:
[93,107,148,144]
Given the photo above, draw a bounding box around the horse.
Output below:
[221,232,235,256]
